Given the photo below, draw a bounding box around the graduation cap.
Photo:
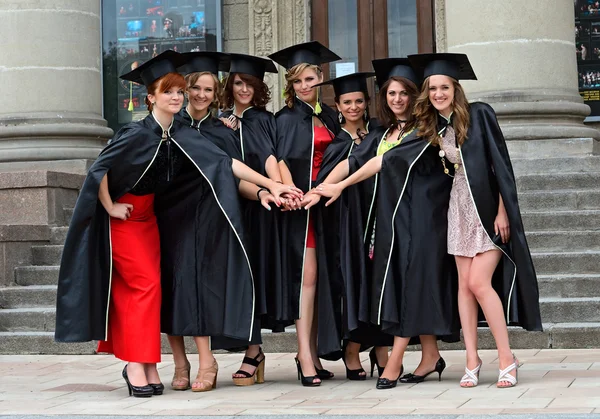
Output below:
[407,53,477,81]
[312,72,375,97]
[178,51,230,76]
[371,58,420,89]
[227,53,278,80]
[268,41,341,70]
[120,50,185,86]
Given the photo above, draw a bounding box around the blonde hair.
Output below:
[414,77,470,146]
[184,71,221,111]
[283,63,322,108]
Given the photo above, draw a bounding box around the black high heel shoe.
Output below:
[295,357,321,387]
[376,365,404,390]
[122,365,154,398]
[369,347,385,377]
[315,366,334,380]
[149,382,164,395]
[342,350,366,381]
[399,357,446,383]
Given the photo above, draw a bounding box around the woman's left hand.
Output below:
[314,183,343,206]
[270,182,303,203]
[258,190,277,211]
[494,209,510,244]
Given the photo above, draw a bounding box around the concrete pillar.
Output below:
[0,0,112,163]
[439,0,599,153]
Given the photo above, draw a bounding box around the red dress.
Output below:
[306,125,333,248]
[97,193,162,363]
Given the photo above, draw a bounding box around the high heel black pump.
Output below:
[295,357,321,387]
[149,382,164,395]
[399,357,446,383]
[342,351,366,381]
[376,365,404,390]
[315,366,334,380]
[369,347,385,377]
[122,365,154,398]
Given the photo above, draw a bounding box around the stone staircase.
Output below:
[0,150,599,353]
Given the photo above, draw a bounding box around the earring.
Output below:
[363,110,369,122]
[338,112,345,124]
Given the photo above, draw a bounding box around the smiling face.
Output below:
[147,75,185,116]
[232,73,255,108]
[386,80,411,120]
[293,67,322,105]
[428,75,455,117]
[186,73,217,114]
[336,91,367,124]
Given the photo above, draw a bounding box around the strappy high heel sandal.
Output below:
[497,355,519,388]
[369,347,386,377]
[232,348,266,386]
[192,359,219,392]
[460,359,482,388]
[171,361,191,391]
[295,357,321,387]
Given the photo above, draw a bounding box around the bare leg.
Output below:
[379,336,409,381]
[455,255,481,387]
[412,335,441,376]
[295,248,320,383]
[126,362,148,387]
[467,250,515,387]
[144,363,161,384]
[192,336,216,390]
[167,335,190,388]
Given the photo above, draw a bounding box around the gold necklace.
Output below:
[439,136,461,178]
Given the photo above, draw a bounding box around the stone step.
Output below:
[50,226,69,244]
[518,190,600,211]
[64,207,74,226]
[522,210,600,232]
[31,245,63,266]
[512,155,600,175]
[540,297,600,323]
[532,251,600,274]
[0,307,55,332]
[527,231,600,252]
[1,323,600,354]
[14,266,59,286]
[538,274,600,298]
[0,285,56,308]
[516,172,600,192]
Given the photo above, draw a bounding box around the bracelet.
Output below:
[256,187,269,201]
[275,180,283,184]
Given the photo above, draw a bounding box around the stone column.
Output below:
[0,0,112,164]
[438,0,599,155]
[248,0,310,112]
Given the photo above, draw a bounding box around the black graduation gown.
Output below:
[275,98,339,328]
[458,102,542,331]
[55,114,256,343]
[312,121,392,359]
[176,108,242,159]
[371,133,460,340]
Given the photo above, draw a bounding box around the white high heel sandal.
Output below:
[460,360,482,388]
[497,355,519,388]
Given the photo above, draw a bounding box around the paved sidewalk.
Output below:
[0,349,599,416]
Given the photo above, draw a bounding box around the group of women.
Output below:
[55,41,542,398]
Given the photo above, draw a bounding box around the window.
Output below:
[102,0,223,131]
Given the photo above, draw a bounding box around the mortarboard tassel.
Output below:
[128,81,134,111]
[314,86,322,115]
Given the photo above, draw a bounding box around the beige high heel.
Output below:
[192,359,219,392]
[171,361,191,391]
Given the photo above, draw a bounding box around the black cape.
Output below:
[177,108,242,159]
[371,133,460,340]
[312,120,392,359]
[458,102,542,331]
[55,114,256,343]
[275,97,339,325]
[217,107,286,337]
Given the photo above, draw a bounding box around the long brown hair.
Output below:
[376,76,419,132]
[283,63,322,108]
[220,73,271,110]
[414,77,470,145]
[144,72,186,112]
[184,71,221,111]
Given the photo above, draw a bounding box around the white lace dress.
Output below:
[441,127,496,257]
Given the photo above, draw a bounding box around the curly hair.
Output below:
[283,63,322,108]
[414,77,470,146]
[144,72,186,112]
[220,73,271,110]
[184,71,221,111]
[376,76,419,132]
